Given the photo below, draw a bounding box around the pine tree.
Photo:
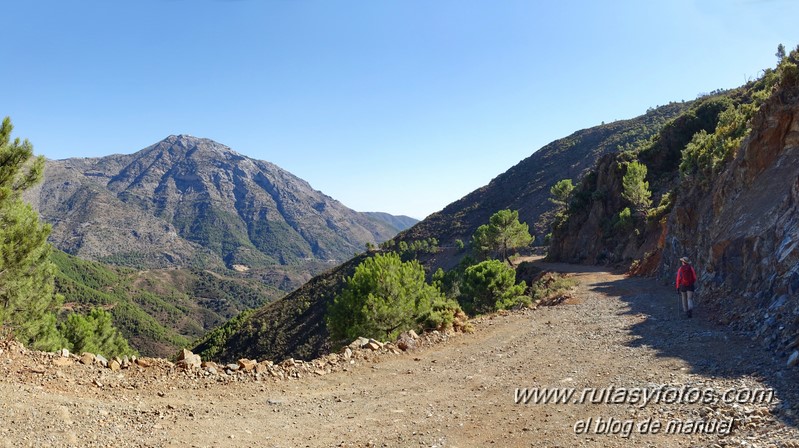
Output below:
[777,43,787,62]
[621,161,652,213]
[0,117,65,350]
[471,224,493,259]
[461,259,529,314]
[472,210,533,265]
[327,252,445,342]
[60,308,135,357]
[549,179,575,207]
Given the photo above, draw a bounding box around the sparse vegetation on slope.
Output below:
[51,250,282,357]
[192,255,369,363]
[548,46,794,267]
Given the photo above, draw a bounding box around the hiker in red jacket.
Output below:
[676,256,697,318]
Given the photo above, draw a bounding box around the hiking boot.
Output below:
[687,309,693,319]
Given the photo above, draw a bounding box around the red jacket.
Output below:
[676,264,696,289]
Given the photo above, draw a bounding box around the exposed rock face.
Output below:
[547,153,641,263]
[547,152,668,265]
[547,97,732,266]
[661,85,799,351]
[26,135,400,268]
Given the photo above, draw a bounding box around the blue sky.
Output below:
[4,0,797,219]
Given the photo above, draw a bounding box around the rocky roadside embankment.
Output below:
[0,329,452,389]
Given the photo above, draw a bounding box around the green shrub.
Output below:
[779,60,799,87]
[326,253,446,342]
[530,273,578,304]
[647,191,674,222]
[60,308,137,357]
[420,295,464,332]
[615,207,633,230]
[621,161,652,211]
[461,259,529,314]
[680,104,749,184]
[549,179,575,207]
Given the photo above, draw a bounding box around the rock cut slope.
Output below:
[26,135,400,269]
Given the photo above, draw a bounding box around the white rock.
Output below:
[95,354,108,367]
[788,351,799,367]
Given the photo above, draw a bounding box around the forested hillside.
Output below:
[51,250,283,357]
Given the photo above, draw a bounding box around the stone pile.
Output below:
[174,330,435,383]
[1,328,454,384]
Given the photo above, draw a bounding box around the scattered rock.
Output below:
[136,358,153,368]
[59,348,70,358]
[176,349,201,370]
[95,354,108,368]
[80,353,95,365]
[350,337,370,349]
[109,359,121,371]
[397,333,417,351]
[282,358,297,368]
[788,351,799,367]
[237,358,257,372]
[53,357,73,368]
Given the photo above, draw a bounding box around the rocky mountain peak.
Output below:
[27,136,403,269]
[142,134,243,162]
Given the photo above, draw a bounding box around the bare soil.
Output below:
[2,261,799,447]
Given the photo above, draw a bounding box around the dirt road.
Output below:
[2,262,799,447]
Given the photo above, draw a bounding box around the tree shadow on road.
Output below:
[589,274,799,428]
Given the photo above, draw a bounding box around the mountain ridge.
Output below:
[362,212,418,233]
[26,135,406,270]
